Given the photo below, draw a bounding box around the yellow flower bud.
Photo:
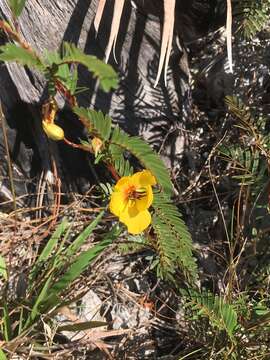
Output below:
[42,121,64,141]
[91,137,103,156]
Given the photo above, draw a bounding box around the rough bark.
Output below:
[0,0,216,208]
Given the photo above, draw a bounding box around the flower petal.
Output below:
[135,185,153,211]
[131,170,156,187]
[115,176,131,190]
[120,207,151,234]
[109,190,126,217]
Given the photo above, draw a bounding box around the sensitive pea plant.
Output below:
[0,1,198,357]
[0,0,198,282]
[2,1,270,359]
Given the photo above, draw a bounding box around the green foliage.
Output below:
[0,43,44,69]
[110,125,173,195]
[29,218,70,284]
[233,0,270,39]
[118,234,148,254]
[1,303,12,341]
[0,254,7,281]
[151,192,198,283]
[8,0,26,17]
[185,290,238,338]
[223,96,269,194]
[61,42,118,92]
[73,107,173,193]
[42,235,113,307]
[218,145,264,185]
[113,155,134,177]
[225,96,251,123]
[73,107,112,141]
[44,50,79,95]
[0,349,7,360]
[99,182,113,197]
[72,108,195,283]
[0,214,114,341]
[0,42,118,95]
[109,143,133,177]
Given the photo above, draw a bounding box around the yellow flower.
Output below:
[109,170,156,234]
[42,121,65,141]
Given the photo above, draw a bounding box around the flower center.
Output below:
[124,185,146,201]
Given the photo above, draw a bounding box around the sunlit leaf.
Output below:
[0,43,44,70]
[8,0,26,17]
[62,42,118,92]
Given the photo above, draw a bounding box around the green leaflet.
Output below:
[186,290,238,338]
[111,126,173,195]
[8,0,26,17]
[73,107,112,141]
[44,49,79,95]
[0,44,44,69]
[152,192,198,283]
[234,0,270,39]
[74,108,173,193]
[62,42,118,92]
[108,143,133,177]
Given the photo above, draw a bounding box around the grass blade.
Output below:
[0,349,7,360]
[30,218,70,281]
[65,211,104,257]
[0,255,7,281]
[49,238,111,295]
[1,302,12,341]
[24,275,53,329]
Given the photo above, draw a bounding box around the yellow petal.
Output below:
[109,190,126,217]
[135,185,153,211]
[131,170,156,187]
[115,176,131,190]
[42,121,64,141]
[119,205,151,234]
[119,201,138,222]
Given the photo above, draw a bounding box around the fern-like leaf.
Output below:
[62,42,118,92]
[186,290,238,338]
[110,126,173,195]
[44,50,79,95]
[234,0,270,39]
[0,43,44,70]
[73,107,112,141]
[113,156,133,177]
[152,192,198,283]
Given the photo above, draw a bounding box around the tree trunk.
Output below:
[0,0,212,209]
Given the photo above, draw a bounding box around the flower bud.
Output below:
[42,121,64,141]
[91,137,103,156]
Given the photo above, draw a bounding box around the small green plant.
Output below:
[0,214,121,356]
[233,0,270,39]
[0,0,198,287]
